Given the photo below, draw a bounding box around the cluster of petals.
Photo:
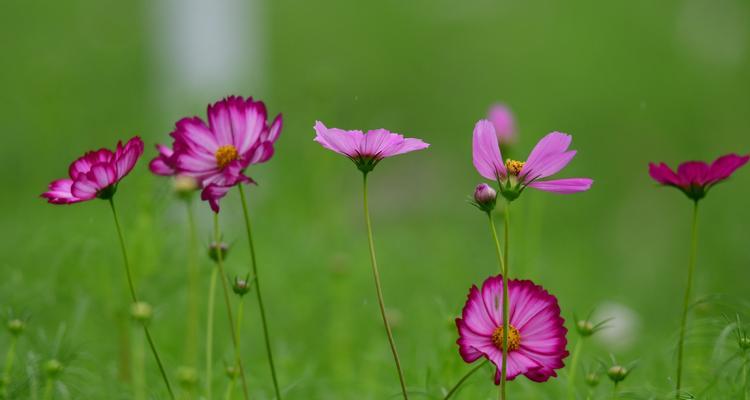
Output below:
[456,275,568,383]
[313,121,429,173]
[150,96,282,212]
[649,153,749,201]
[472,120,592,200]
[42,137,144,204]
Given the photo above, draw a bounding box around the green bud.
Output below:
[585,372,600,387]
[44,359,64,378]
[130,302,153,323]
[174,176,199,199]
[576,320,594,337]
[208,242,229,263]
[225,365,239,379]
[232,275,251,297]
[7,319,24,336]
[176,366,198,388]
[740,337,750,351]
[607,365,628,383]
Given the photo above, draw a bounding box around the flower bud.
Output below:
[607,365,628,383]
[44,359,64,378]
[740,336,750,351]
[208,242,230,263]
[174,175,199,199]
[472,183,497,213]
[7,319,24,336]
[130,302,153,324]
[576,320,594,337]
[585,371,600,387]
[225,365,239,379]
[177,366,198,388]
[233,275,252,297]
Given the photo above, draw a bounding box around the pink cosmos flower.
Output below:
[472,119,592,201]
[169,96,282,212]
[149,144,177,176]
[649,153,749,201]
[456,275,568,383]
[313,121,429,173]
[42,137,144,204]
[488,104,517,144]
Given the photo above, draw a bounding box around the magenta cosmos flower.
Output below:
[649,153,749,201]
[313,121,429,173]
[164,96,282,212]
[488,104,516,144]
[473,119,592,201]
[456,275,568,383]
[42,137,144,204]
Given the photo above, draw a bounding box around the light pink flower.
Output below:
[456,275,568,383]
[488,104,516,144]
[649,153,749,201]
[313,121,429,173]
[472,119,592,201]
[169,96,282,212]
[42,137,144,204]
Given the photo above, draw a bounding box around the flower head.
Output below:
[456,275,568,383]
[488,104,517,144]
[472,183,497,213]
[166,96,282,212]
[313,121,429,173]
[42,137,144,204]
[649,153,749,201]
[472,120,592,202]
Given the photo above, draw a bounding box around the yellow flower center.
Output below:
[215,145,239,168]
[505,159,525,176]
[491,325,521,352]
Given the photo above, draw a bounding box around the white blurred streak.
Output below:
[149,0,266,103]
[593,301,642,352]
[676,0,748,69]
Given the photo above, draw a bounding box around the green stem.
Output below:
[185,199,200,366]
[675,201,699,398]
[2,336,17,398]
[108,198,175,400]
[41,379,54,400]
[567,339,584,400]
[205,267,218,400]
[362,174,409,399]
[237,185,282,399]
[225,300,244,400]
[443,359,488,400]
[743,353,748,400]
[487,207,510,400]
[212,214,250,400]
[612,382,618,400]
[501,202,511,400]
[134,327,146,400]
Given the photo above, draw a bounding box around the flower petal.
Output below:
[676,161,710,186]
[705,153,750,185]
[313,121,363,158]
[648,162,681,186]
[521,132,572,179]
[41,179,86,204]
[527,178,593,193]
[382,137,430,158]
[472,119,506,180]
[114,136,144,180]
[521,151,577,181]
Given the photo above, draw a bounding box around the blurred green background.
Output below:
[2,0,749,398]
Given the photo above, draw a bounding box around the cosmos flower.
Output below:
[456,275,568,383]
[169,96,282,212]
[42,137,144,204]
[472,119,592,201]
[148,143,177,176]
[649,153,749,201]
[488,104,517,144]
[313,121,429,173]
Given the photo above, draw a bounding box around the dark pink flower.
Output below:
[456,275,568,384]
[649,153,749,201]
[313,121,429,173]
[169,96,282,212]
[488,104,516,144]
[148,144,177,176]
[41,137,144,204]
[473,120,592,201]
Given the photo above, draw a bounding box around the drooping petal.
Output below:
[267,114,283,143]
[472,119,506,180]
[648,162,681,186]
[527,178,593,193]
[705,153,750,185]
[521,132,572,179]
[149,144,176,176]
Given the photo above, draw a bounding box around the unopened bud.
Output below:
[472,183,497,213]
[7,319,24,336]
[44,359,64,378]
[233,275,252,297]
[740,337,750,350]
[208,242,229,263]
[174,175,199,198]
[576,320,594,337]
[607,365,628,383]
[130,302,153,323]
[585,372,600,387]
[225,365,239,379]
[177,366,198,388]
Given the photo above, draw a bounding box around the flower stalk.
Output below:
[185,199,200,367]
[675,201,699,397]
[486,205,509,400]
[362,173,409,399]
[2,335,17,398]
[205,266,218,400]
[443,359,488,400]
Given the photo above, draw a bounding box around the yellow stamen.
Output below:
[491,325,521,352]
[215,145,239,168]
[505,159,525,176]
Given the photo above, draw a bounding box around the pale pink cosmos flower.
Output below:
[313,121,429,173]
[169,96,282,212]
[488,104,517,144]
[148,144,177,176]
[456,275,568,383]
[42,136,144,204]
[649,153,749,201]
[472,119,592,201]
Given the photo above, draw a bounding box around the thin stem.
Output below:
[205,267,218,400]
[225,300,244,400]
[567,339,584,400]
[743,353,748,400]
[487,209,509,400]
[675,201,699,398]
[212,214,250,400]
[362,174,409,399]
[133,327,146,400]
[108,198,175,400]
[185,199,200,366]
[237,185,282,399]
[2,336,17,397]
[611,382,618,400]
[443,359,488,400]
[501,202,511,400]
[41,379,54,400]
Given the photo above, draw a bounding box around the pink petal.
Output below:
[71,175,102,199]
[382,137,430,157]
[648,162,681,186]
[68,148,114,180]
[527,178,593,193]
[488,104,516,143]
[172,117,218,155]
[267,114,283,143]
[313,121,363,157]
[521,132,572,178]
[361,129,398,157]
[41,179,85,204]
[472,119,506,180]
[114,136,144,180]
[676,161,710,186]
[521,151,576,181]
[705,153,749,185]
